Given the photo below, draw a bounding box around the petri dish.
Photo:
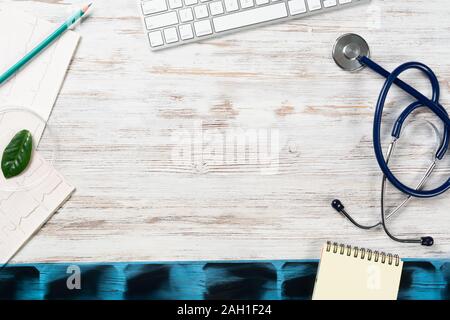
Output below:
[0,107,57,192]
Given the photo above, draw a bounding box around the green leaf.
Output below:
[1,129,33,179]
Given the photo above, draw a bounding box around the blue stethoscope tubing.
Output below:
[358,55,450,198]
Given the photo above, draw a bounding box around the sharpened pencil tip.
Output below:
[82,3,93,13]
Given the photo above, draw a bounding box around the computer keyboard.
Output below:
[139,0,370,50]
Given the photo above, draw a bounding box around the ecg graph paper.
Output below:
[0,7,79,140]
[0,7,78,265]
[0,111,75,266]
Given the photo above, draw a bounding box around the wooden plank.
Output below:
[2,0,449,263]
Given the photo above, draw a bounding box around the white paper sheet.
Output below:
[0,8,78,265]
[0,110,75,265]
[0,153,75,265]
[0,7,80,140]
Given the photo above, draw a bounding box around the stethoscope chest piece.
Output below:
[332,33,370,72]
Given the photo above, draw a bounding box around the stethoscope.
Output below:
[330,34,450,247]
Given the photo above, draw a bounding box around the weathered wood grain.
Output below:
[2,0,450,263]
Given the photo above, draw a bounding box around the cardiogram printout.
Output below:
[0,7,78,265]
[0,110,75,266]
[0,7,80,140]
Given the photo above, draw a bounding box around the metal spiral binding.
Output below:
[326,241,400,266]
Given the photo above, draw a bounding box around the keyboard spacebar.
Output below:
[213,3,288,32]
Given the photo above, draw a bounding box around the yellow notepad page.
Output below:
[313,242,404,300]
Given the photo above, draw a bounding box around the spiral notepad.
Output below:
[313,242,404,300]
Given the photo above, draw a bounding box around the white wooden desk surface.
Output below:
[5,0,450,263]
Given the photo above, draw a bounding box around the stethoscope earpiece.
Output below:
[421,237,434,247]
[331,199,344,213]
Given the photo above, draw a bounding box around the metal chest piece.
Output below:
[332,33,370,72]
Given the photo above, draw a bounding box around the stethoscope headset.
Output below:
[330,34,450,247]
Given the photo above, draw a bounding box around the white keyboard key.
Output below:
[213,3,288,32]
[145,12,179,30]
[240,0,254,9]
[164,27,179,43]
[339,0,352,3]
[185,0,198,5]
[142,0,167,15]
[148,30,164,47]
[179,24,194,39]
[194,19,213,36]
[323,0,337,7]
[210,1,224,15]
[289,0,307,15]
[168,0,183,8]
[194,4,209,19]
[179,8,194,22]
[224,0,239,12]
[255,0,269,5]
[307,0,322,11]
